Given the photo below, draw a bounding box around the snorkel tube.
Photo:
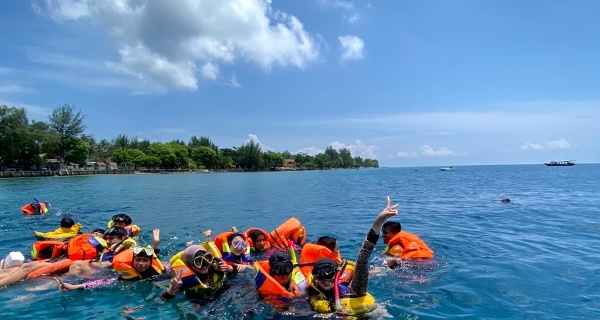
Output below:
[33,198,41,213]
[288,240,298,264]
[334,259,348,311]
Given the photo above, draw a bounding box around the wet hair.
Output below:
[105,227,127,238]
[111,213,132,225]
[248,229,264,243]
[382,221,401,233]
[227,232,245,244]
[92,228,105,234]
[316,236,337,252]
[60,216,75,228]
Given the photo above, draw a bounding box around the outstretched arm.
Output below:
[349,196,399,296]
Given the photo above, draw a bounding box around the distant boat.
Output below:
[202,169,210,173]
[544,160,575,166]
[441,167,454,171]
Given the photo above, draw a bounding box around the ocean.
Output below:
[1,164,599,319]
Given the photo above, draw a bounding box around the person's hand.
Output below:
[153,229,160,241]
[236,264,249,272]
[217,260,229,272]
[231,226,238,233]
[203,230,212,238]
[185,241,194,247]
[376,196,399,222]
[167,270,183,295]
[54,277,81,292]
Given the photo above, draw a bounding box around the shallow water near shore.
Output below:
[1,164,599,319]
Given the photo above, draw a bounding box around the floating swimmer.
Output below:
[501,198,511,203]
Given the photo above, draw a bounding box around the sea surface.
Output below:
[1,165,599,319]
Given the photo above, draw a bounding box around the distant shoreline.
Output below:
[0,167,365,179]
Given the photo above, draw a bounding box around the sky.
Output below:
[0,0,599,167]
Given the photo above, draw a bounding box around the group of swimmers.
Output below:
[2,196,434,316]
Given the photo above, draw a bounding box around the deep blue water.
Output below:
[1,165,599,319]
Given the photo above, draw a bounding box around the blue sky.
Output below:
[1,0,599,167]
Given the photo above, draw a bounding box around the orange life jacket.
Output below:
[298,243,342,277]
[21,203,48,215]
[112,248,164,281]
[385,231,433,259]
[214,232,252,265]
[254,260,306,305]
[31,240,67,261]
[25,259,74,279]
[269,217,307,249]
[65,233,107,261]
[244,228,272,252]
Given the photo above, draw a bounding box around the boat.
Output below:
[441,167,454,171]
[544,160,575,166]
[202,169,210,173]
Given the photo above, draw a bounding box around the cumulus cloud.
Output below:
[521,138,573,150]
[338,35,365,62]
[34,0,323,92]
[245,134,274,151]
[329,140,377,159]
[397,151,418,158]
[420,145,460,157]
[296,146,325,156]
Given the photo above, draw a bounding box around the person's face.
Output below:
[105,234,121,246]
[113,221,127,228]
[316,277,335,291]
[274,273,291,285]
[92,231,104,237]
[254,234,267,251]
[230,236,247,256]
[382,227,396,245]
[133,256,152,272]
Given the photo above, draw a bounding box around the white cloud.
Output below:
[521,138,573,150]
[245,134,274,151]
[316,0,361,23]
[0,84,35,94]
[339,35,365,62]
[420,145,459,157]
[0,67,14,74]
[521,142,544,150]
[229,75,241,88]
[329,140,378,159]
[397,151,418,158]
[34,0,322,92]
[545,138,572,149]
[296,146,324,156]
[201,62,220,80]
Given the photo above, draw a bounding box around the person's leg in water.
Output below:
[349,196,399,296]
[0,262,52,288]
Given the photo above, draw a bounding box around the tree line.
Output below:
[0,104,379,170]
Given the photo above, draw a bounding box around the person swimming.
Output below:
[501,198,511,203]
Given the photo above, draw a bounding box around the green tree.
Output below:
[262,151,285,169]
[63,138,90,164]
[237,140,262,169]
[127,149,147,168]
[168,143,191,168]
[339,148,353,168]
[220,148,238,167]
[147,143,177,168]
[0,106,42,167]
[191,146,218,168]
[110,148,131,165]
[46,103,87,167]
[142,155,161,168]
[325,146,339,168]
[189,135,218,152]
[282,150,293,159]
[314,153,331,169]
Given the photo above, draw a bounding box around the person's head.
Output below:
[382,221,401,245]
[104,227,126,246]
[269,251,294,285]
[184,245,215,274]
[248,229,268,251]
[92,229,105,237]
[111,214,132,228]
[30,202,39,209]
[227,233,248,256]
[311,258,338,291]
[60,216,75,228]
[501,198,510,203]
[132,246,155,273]
[316,236,339,256]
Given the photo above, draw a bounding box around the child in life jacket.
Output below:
[109,214,140,238]
[381,220,434,269]
[55,244,169,292]
[307,196,399,314]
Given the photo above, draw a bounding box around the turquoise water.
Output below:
[1,165,599,319]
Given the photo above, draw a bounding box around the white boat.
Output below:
[441,167,454,171]
[202,169,210,173]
